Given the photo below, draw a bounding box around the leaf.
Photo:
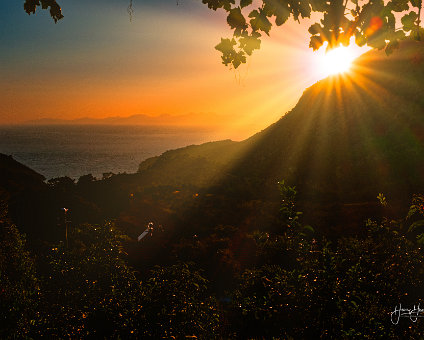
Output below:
[275,10,290,26]
[388,0,410,12]
[308,23,322,35]
[202,0,235,11]
[215,38,237,66]
[309,35,324,50]
[215,38,237,53]
[239,32,262,55]
[310,0,328,12]
[249,9,272,35]
[401,11,418,32]
[240,0,252,8]
[24,0,64,22]
[227,7,247,31]
[232,50,247,68]
[263,0,290,26]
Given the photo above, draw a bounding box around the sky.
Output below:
[0,0,368,139]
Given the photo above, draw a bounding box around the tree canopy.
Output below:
[22,0,423,67]
[210,0,423,68]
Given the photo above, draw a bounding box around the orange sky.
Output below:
[0,1,369,139]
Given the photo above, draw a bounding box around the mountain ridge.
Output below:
[136,41,424,205]
[20,112,231,129]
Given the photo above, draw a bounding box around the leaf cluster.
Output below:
[231,191,424,338]
[207,0,424,68]
[22,0,423,68]
[23,0,63,22]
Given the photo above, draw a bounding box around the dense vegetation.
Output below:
[23,0,424,69]
[2,184,424,338]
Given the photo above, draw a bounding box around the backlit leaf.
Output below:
[249,9,272,35]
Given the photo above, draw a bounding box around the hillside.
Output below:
[232,41,424,203]
[2,41,423,239]
[0,154,54,239]
[138,41,424,204]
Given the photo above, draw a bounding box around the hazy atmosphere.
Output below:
[1,0,367,138]
[2,0,424,338]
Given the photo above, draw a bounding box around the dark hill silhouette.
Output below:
[231,41,424,202]
[137,41,424,205]
[0,154,55,240]
[0,154,45,193]
[127,41,424,233]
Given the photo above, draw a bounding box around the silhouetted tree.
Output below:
[35,222,142,338]
[230,188,424,338]
[25,0,424,68]
[141,262,221,338]
[208,0,424,68]
[0,204,38,338]
[77,173,96,186]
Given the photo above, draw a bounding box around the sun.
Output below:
[307,39,371,81]
[317,46,358,77]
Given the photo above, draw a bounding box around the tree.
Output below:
[231,192,424,338]
[25,0,424,69]
[35,222,142,338]
[0,203,39,338]
[209,0,424,68]
[140,262,221,338]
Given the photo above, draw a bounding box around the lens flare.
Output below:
[318,47,357,76]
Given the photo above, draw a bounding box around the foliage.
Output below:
[4,173,424,337]
[23,0,63,22]
[141,262,221,339]
[34,222,142,338]
[23,0,424,68]
[207,0,424,68]
[47,176,75,191]
[231,191,424,338]
[377,192,388,206]
[278,180,314,238]
[406,194,424,244]
[0,203,38,339]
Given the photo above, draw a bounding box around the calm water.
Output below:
[0,125,218,179]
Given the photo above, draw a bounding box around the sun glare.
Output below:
[319,47,357,76]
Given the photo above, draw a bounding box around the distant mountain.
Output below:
[24,112,229,128]
[137,41,424,206]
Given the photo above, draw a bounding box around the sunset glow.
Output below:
[0,2,370,139]
[307,40,370,81]
[317,47,357,76]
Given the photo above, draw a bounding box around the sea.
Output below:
[0,125,220,180]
